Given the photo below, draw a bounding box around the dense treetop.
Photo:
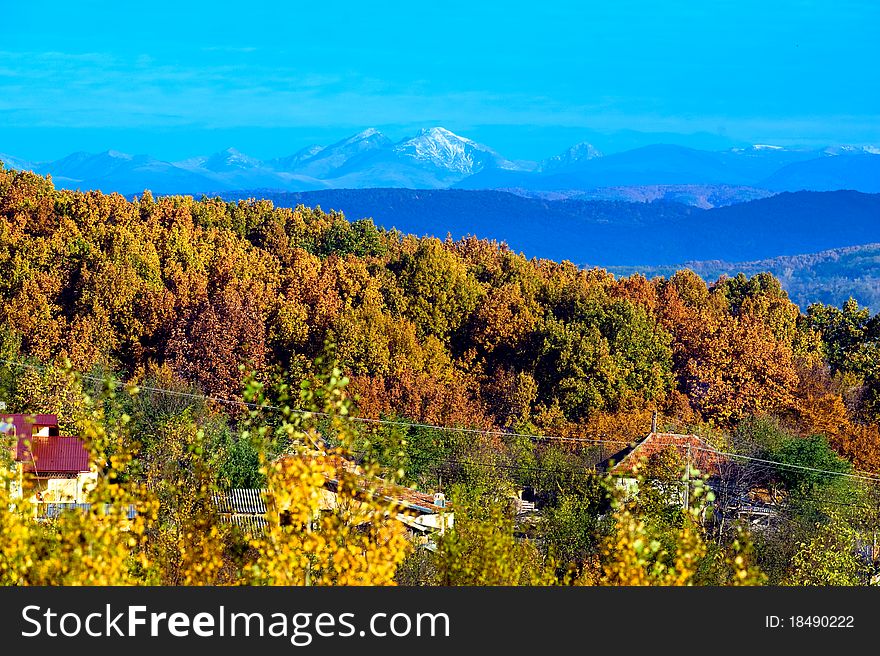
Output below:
[4,166,880,586]
[1,167,879,463]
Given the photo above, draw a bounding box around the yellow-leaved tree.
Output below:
[0,367,155,585]
[583,465,765,586]
[0,360,411,586]
[241,362,411,585]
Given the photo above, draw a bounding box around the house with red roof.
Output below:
[1,413,96,503]
[599,431,730,509]
[602,431,728,478]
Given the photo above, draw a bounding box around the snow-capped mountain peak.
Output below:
[823,144,880,156]
[730,144,790,154]
[287,129,392,178]
[392,126,513,175]
[539,142,602,172]
[202,147,263,172]
[339,128,390,148]
[174,147,262,173]
[324,128,392,156]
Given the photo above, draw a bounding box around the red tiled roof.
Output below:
[609,432,728,477]
[20,436,90,474]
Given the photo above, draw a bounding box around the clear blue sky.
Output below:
[1,0,877,160]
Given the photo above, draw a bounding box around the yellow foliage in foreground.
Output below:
[1,366,767,587]
[0,368,411,586]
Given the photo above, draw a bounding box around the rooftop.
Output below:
[1,413,61,460]
[602,432,728,477]
[277,452,449,515]
[20,436,90,474]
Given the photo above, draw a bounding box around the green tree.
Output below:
[787,514,868,585]
[395,238,483,339]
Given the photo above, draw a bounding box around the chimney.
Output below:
[433,492,447,509]
[651,411,658,434]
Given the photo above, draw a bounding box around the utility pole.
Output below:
[683,443,691,511]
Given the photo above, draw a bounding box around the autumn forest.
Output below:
[2,165,880,586]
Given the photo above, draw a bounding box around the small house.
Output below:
[1,413,96,503]
[308,454,453,539]
[599,431,729,508]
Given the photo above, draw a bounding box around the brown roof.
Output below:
[322,473,449,514]
[605,432,728,477]
[377,482,448,514]
[276,452,448,514]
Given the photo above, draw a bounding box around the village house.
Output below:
[214,453,452,546]
[599,428,782,529]
[599,430,730,508]
[290,452,453,538]
[1,413,96,504]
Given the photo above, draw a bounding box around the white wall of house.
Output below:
[28,471,97,503]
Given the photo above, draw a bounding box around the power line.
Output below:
[6,357,878,520]
[350,449,880,516]
[349,450,603,478]
[688,444,880,484]
[0,357,630,448]
[4,356,880,485]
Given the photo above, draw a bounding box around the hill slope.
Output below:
[607,243,880,312]
[223,188,880,266]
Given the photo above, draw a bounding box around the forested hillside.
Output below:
[222,188,880,265]
[3,167,879,454]
[3,167,880,585]
[610,243,880,312]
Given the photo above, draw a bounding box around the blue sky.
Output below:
[1,0,877,161]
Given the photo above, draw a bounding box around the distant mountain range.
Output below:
[2,127,879,204]
[222,188,880,266]
[607,243,880,312]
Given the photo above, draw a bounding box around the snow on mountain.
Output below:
[392,127,519,175]
[175,147,263,173]
[268,144,326,172]
[538,142,602,172]
[293,128,392,178]
[202,147,263,172]
[823,144,880,156]
[319,127,526,189]
[731,144,806,154]
[6,132,880,197]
